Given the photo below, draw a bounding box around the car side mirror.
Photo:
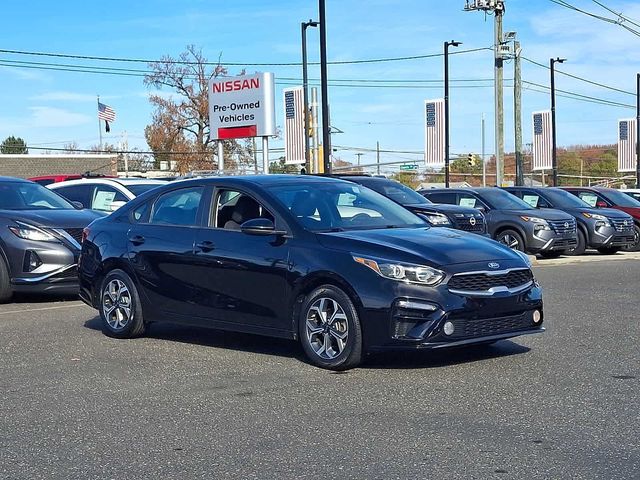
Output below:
[241,218,287,236]
[596,201,607,208]
[71,201,84,209]
[109,200,127,212]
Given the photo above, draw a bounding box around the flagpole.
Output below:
[97,95,102,151]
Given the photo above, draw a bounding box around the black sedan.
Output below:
[0,177,104,302]
[335,175,486,234]
[79,175,544,370]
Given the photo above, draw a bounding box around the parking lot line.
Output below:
[0,302,86,316]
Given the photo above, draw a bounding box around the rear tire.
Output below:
[622,224,640,252]
[566,229,586,256]
[99,269,145,338]
[597,246,621,255]
[299,285,363,370]
[495,229,526,252]
[0,255,12,304]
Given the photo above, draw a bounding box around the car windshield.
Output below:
[352,178,433,206]
[600,189,640,207]
[267,182,427,232]
[0,182,75,210]
[480,189,533,210]
[127,183,165,196]
[543,189,590,208]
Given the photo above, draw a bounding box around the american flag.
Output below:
[618,119,636,172]
[98,102,116,122]
[284,87,305,165]
[532,111,552,171]
[424,99,445,166]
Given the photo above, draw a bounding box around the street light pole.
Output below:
[319,0,331,173]
[444,40,462,188]
[550,57,566,187]
[302,20,318,174]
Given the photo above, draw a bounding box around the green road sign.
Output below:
[400,164,418,171]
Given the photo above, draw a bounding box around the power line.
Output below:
[0,46,491,67]
[592,0,640,29]
[523,81,635,109]
[549,0,640,37]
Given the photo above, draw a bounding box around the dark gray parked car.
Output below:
[420,187,577,257]
[0,177,104,302]
[504,187,635,255]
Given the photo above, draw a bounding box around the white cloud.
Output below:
[0,107,92,131]
[30,92,101,102]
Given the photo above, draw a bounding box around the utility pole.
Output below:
[444,40,462,188]
[311,87,320,173]
[481,113,486,186]
[464,0,506,187]
[550,57,566,187]
[376,141,381,175]
[302,20,319,174]
[319,0,331,173]
[514,39,523,186]
[355,153,364,166]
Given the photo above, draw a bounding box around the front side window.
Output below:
[600,189,640,207]
[214,189,274,230]
[425,191,456,204]
[150,187,203,226]
[268,182,425,232]
[458,193,479,208]
[577,192,601,208]
[0,182,74,210]
[92,186,128,212]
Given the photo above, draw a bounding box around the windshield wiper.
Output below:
[315,227,346,233]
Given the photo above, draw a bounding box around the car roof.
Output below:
[172,174,353,188]
[49,178,167,188]
[0,176,32,183]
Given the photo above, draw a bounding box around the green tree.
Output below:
[390,171,420,189]
[269,157,300,174]
[588,152,618,177]
[1,136,28,154]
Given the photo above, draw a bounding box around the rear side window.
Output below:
[150,187,204,226]
[92,185,128,212]
[425,192,456,204]
[53,185,93,208]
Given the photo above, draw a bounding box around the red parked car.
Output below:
[28,174,83,186]
[562,186,640,251]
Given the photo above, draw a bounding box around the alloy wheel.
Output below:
[499,234,520,250]
[102,279,133,331]
[305,297,349,360]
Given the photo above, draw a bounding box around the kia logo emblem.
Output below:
[470,217,476,226]
[488,262,500,269]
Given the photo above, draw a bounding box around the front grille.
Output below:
[448,269,533,292]
[611,218,634,233]
[549,219,577,235]
[63,228,84,244]
[611,235,635,246]
[553,238,578,248]
[447,313,534,339]
[454,215,485,233]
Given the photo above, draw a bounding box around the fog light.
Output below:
[443,321,455,336]
[23,250,42,272]
[533,310,542,324]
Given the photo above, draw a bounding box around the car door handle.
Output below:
[195,240,215,252]
[128,235,145,245]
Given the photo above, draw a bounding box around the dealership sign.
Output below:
[209,72,276,140]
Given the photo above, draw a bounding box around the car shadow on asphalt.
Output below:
[84,316,529,369]
[362,341,531,370]
[10,293,80,304]
[84,316,305,361]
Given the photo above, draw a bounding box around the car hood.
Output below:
[565,207,632,220]
[316,227,525,267]
[0,208,105,228]
[406,203,481,216]
[499,208,573,221]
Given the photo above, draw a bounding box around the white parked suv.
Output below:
[48,178,167,213]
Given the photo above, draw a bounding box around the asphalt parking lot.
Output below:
[1,255,639,479]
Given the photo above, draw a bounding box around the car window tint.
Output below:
[214,189,274,230]
[150,187,203,226]
[92,186,128,212]
[53,185,93,208]
[424,192,456,204]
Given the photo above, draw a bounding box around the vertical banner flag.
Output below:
[532,111,552,171]
[98,102,116,133]
[283,87,305,165]
[424,99,445,166]
[617,119,636,172]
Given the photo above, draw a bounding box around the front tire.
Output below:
[597,246,621,255]
[622,224,640,252]
[100,269,145,338]
[566,229,586,256]
[495,229,525,252]
[0,255,12,304]
[299,285,363,370]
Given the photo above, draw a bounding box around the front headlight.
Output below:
[520,215,551,230]
[353,255,445,286]
[8,221,56,242]
[423,213,452,226]
[582,212,611,226]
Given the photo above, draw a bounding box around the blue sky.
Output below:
[1,0,639,168]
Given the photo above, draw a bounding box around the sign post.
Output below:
[209,72,276,173]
